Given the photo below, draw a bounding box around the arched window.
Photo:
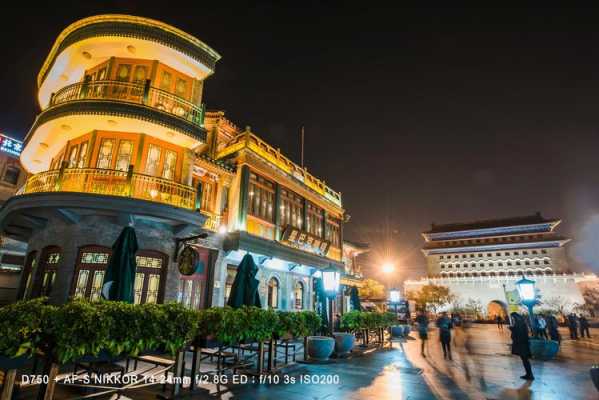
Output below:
[71,245,111,301]
[294,281,304,310]
[267,277,279,309]
[18,251,37,300]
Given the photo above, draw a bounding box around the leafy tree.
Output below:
[581,287,599,317]
[464,298,483,320]
[358,278,386,300]
[543,296,573,320]
[406,284,454,314]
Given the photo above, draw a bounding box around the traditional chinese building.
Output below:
[405,213,598,316]
[0,15,347,311]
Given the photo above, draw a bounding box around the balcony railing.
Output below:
[21,167,196,210]
[50,80,205,127]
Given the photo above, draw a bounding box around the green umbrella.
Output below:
[227,253,261,308]
[314,277,329,332]
[350,286,362,311]
[101,226,138,303]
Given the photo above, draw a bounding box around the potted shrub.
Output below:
[529,338,559,360]
[0,298,54,369]
[303,312,333,361]
[590,365,599,391]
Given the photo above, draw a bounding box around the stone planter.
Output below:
[333,332,355,356]
[590,365,599,391]
[529,339,559,360]
[307,336,335,361]
[391,325,411,337]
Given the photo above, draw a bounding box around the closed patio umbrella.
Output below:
[227,253,261,308]
[101,226,138,303]
[314,277,329,332]
[350,286,362,311]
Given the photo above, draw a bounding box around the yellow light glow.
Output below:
[382,262,395,273]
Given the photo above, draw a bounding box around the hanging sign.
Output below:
[280,225,331,257]
[178,245,210,278]
[0,134,22,157]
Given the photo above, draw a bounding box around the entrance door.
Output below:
[32,246,61,298]
[178,246,214,309]
[134,250,168,304]
[71,245,111,301]
[17,251,37,300]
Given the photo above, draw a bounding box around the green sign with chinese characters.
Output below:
[280,225,331,257]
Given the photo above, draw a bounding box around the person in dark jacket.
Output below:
[436,312,453,360]
[509,312,534,380]
[579,315,591,338]
[546,314,561,343]
[415,311,429,358]
[568,313,579,339]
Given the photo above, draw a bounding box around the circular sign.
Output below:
[178,245,197,276]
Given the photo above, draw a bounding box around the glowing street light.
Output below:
[389,288,401,305]
[516,275,537,330]
[382,262,395,274]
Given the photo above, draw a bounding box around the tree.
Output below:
[543,296,573,320]
[464,298,483,320]
[406,284,454,314]
[581,287,599,317]
[358,278,386,300]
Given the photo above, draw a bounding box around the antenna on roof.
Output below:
[300,126,305,168]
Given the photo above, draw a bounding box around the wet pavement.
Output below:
[402,324,599,400]
[16,324,599,399]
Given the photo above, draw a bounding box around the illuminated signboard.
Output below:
[0,134,23,157]
[281,225,331,257]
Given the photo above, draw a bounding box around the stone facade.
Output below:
[405,213,597,315]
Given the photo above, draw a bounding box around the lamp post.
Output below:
[516,275,537,333]
[322,267,340,335]
[389,288,401,315]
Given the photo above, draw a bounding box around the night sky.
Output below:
[3,4,599,282]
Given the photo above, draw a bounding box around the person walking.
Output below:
[496,315,503,331]
[568,313,579,340]
[415,311,429,358]
[546,314,561,343]
[537,314,548,340]
[509,312,534,380]
[579,315,591,338]
[436,312,453,360]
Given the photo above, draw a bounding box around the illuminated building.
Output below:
[405,213,597,316]
[0,15,347,310]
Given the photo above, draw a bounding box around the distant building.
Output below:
[405,213,598,316]
[0,134,27,303]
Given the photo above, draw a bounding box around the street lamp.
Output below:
[389,288,401,314]
[516,275,536,330]
[322,267,341,335]
[382,262,395,274]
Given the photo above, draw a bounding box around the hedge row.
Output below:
[0,298,322,364]
[339,310,397,331]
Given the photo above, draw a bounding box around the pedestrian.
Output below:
[546,314,561,343]
[436,311,453,360]
[415,311,429,358]
[496,314,503,331]
[509,312,534,380]
[537,314,548,340]
[579,315,591,338]
[568,313,579,339]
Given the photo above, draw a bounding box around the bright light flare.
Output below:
[382,262,395,273]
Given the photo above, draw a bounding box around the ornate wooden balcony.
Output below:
[20,166,196,210]
[50,80,205,127]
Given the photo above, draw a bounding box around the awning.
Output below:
[224,231,344,271]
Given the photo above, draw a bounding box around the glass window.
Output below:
[175,78,187,96]
[77,142,88,168]
[325,218,341,248]
[116,64,131,81]
[279,188,303,230]
[73,270,90,299]
[90,271,104,301]
[162,150,177,180]
[248,172,275,223]
[267,277,279,309]
[160,71,172,91]
[133,66,147,83]
[146,274,160,304]
[134,272,144,304]
[306,202,323,237]
[295,281,304,310]
[3,166,20,185]
[67,145,78,168]
[115,140,133,172]
[96,139,114,169]
[145,144,162,176]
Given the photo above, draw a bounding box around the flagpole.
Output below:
[300,126,305,168]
